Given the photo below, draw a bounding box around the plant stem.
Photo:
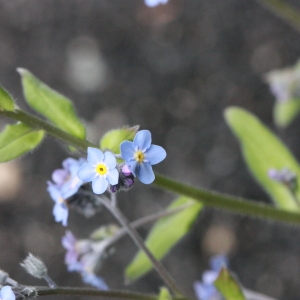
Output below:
[154,173,300,225]
[0,109,95,151]
[254,0,300,33]
[35,286,187,299]
[99,196,185,297]
[3,108,300,225]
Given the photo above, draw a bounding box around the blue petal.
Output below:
[104,151,117,169]
[81,272,109,290]
[107,168,119,185]
[92,176,108,194]
[87,147,104,165]
[133,130,151,150]
[0,286,15,300]
[136,162,155,184]
[53,203,68,226]
[77,163,95,182]
[127,160,138,176]
[120,141,135,161]
[145,145,166,165]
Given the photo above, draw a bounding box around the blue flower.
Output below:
[120,130,166,184]
[77,148,119,194]
[194,255,228,300]
[81,272,109,290]
[0,286,15,300]
[47,183,72,226]
[144,0,168,7]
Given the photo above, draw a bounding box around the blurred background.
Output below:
[1,0,300,299]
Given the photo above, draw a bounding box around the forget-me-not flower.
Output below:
[144,0,168,7]
[62,231,109,290]
[194,255,228,300]
[77,148,119,194]
[0,286,15,300]
[120,130,166,184]
[47,182,73,226]
[47,157,86,226]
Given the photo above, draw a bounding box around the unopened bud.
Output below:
[110,163,134,192]
[20,253,48,279]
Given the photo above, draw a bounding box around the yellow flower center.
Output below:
[134,150,145,163]
[96,163,107,176]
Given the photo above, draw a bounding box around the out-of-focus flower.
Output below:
[0,286,15,300]
[47,157,86,226]
[62,231,110,290]
[194,255,228,300]
[268,167,297,190]
[77,148,119,194]
[47,183,72,226]
[120,130,166,184]
[265,62,300,103]
[51,158,86,195]
[144,0,168,7]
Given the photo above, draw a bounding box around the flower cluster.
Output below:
[268,167,297,190]
[194,255,228,300]
[47,158,86,226]
[62,231,110,290]
[77,129,166,193]
[47,130,166,226]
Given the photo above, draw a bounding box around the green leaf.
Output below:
[100,126,139,153]
[0,122,44,162]
[17,68,86,139]
[225,106,300,211]
[214,267,246,300]
[158,287,172,300]
[273,99,300,127]
[0,86,15,111]
[125,196,202,282]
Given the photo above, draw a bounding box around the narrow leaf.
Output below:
[214,267,246,300]
[125,197,202,282]
[100,126,139,153]
[17,68,85,139]
[0,86,15,111]
[225,107,300,211]
[273,99,300,127]
[0,123,44,162]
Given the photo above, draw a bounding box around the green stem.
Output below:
[35,286,187,300]
[254,0,300,33]
[2,108,300,225]
[100,196,185,297]
[154,173,300,225]
[0,109,95,151]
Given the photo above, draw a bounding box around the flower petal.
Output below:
[92,176,108,194]
[127,160,138,176]
[77,163,95,182]
[53,203,68,226]
[120,141,135,161]
[0,286,15,300]
[136,162,155,184]
[145,145,166,165]
[104,151,117,169]
[52,169,68,185]
[133,130,152,150]
[87,147,104,165]
[107,168,119,185]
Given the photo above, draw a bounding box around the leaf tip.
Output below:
[16,68,28,76]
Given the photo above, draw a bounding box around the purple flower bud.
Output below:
[110,163,135,193]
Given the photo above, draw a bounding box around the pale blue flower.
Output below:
[77,148,119,194]
[0,286,15,300]
[81,272,108,290]
[120,130,166,184]
[51,157,86,196]
[194,255,228,300]
[144,0,168,7]
[47,183,72,226]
